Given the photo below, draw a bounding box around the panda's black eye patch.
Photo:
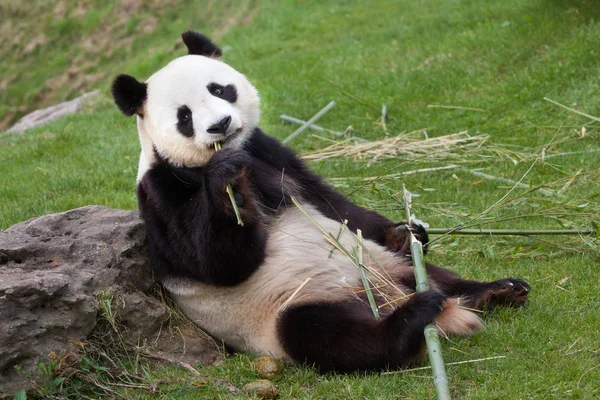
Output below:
[207,83,237,103]
[176,105,194,137]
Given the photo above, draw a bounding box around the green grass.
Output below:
[2,0,600,398]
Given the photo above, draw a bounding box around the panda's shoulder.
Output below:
[244,128,306,171]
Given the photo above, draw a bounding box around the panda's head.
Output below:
[111,31,260,171]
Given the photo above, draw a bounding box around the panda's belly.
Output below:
[164,204,406,359]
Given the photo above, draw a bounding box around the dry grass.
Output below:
[303,130,488,165]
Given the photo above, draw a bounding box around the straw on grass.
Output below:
[213,142,244,226]
[303,130,488,164]
[428,129,561,247]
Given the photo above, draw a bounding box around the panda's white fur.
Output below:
[136,55,260,181]
[165,204,481,361]
[112,31,530,372]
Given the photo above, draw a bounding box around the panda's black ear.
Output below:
[181,31,222,58]
[111,74,147,117]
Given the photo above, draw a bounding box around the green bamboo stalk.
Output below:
[403,185,451,400]
[214,142,244,226]
[426,228,595,236]
[355,229,381,320]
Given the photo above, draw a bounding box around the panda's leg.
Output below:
[402,262,530,310]
[277,291,445,373]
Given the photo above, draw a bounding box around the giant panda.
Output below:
[111,31,530,373]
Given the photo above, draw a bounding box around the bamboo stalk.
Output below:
[355,229,380,319]
[281,114,368,142]
[426,228,595,236]
[461,169,555,197]
[427,104,487,112]
[544,97,600,123]
[403,185,451,400]
[280,115,344,137]
[328,219,348,258]
[213,142,244,226]
[282,101,336,144]
[381,355,507,375]
[327,165,458,181]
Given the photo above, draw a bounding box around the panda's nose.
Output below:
[207,116,232,135]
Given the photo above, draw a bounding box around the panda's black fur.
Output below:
[112,31,531,373]
[140,128,427,286]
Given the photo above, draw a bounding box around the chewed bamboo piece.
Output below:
[213,142,244,226]
[403,185,451,400]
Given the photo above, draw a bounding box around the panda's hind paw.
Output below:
[470,278,531,310]
[488,278,530,308]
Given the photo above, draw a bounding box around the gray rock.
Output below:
[0,206,221,397]
[4,91,99,134]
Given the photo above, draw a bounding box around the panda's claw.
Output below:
[480,278,531,309]
[385,223,429,256]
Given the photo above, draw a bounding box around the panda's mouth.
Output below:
[214,127,243,148]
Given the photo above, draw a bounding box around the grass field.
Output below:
[2,0,599,398]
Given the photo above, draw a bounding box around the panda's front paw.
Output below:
[385,223,429,256]
[207,149,259,220]
[206,148,250,190]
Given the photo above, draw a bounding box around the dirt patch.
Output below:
[1,0,262,129]
[23,34,48,55]
[0,0,176,128]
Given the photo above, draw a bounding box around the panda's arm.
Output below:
[137,159,267,286]
[245,129,426,254]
